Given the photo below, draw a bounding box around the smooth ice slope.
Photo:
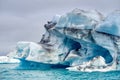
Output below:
[96,11,120,37]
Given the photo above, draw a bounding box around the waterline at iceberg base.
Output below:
[7,9,120,72]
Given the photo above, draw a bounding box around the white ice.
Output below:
[0,56,20,64]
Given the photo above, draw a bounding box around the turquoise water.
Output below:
[0,64,120,80]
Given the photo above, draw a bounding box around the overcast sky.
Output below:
[0,0,120,55]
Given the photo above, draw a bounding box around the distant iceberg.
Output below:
[8,9,120,72]
[0,56,20,64]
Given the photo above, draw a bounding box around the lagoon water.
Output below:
[0,64,120,80]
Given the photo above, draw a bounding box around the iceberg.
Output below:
[0,56,20,64]
[8,9,120,72]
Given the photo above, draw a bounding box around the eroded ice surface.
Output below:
[66,56,116,72]
[10,41,60,64]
